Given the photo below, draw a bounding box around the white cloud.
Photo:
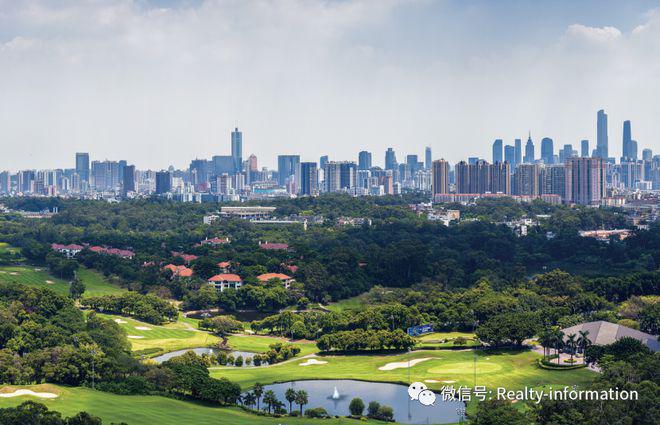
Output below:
[564,24,622,44]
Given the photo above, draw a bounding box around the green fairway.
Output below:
[227,334,319,356]
[0,384,390,425]
[325,295,369,312]
[0,265,125,298]
[415,332,481,349]
[0,242,21,256]
[211,349,597,392]
[95,313,221,356]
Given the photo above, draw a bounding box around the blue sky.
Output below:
[1,0,659,170]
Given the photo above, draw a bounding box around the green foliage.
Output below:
[316,329,415,352]
[349,397,365,416]
[81,293,178,325]
[0,401,103,425]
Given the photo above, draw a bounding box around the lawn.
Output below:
[226,334,319,356]
[0,265,125,298]
[0,242,21,256]
[415,332,481,349]
[211,348,597,393]
[325,295,368,312]
[0,384,391,425]
[95,313,221,356]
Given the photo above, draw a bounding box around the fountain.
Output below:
[332,386,340,400]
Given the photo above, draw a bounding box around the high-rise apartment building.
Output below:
[300,162,319,196]
[489,161,511,194]
[514,164,540,196]
[492,139,503,163]
[564,157,606,205]
[432,159,449,195]
[540,164,566,199]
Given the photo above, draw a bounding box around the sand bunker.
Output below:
[299,359,328,366]
[9,272,19,275]
[127,335,145,339]
[245,329,255,334]
[378,357,435,371]
[34,268,42,271]
[135,326,151,331]
[45,280,54,284]
[0,389,58,399]
[425,379,440,383]
[114,318,128,324]
[0,271,6,274]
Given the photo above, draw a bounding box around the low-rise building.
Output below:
[208,273,243,292]
[257,273,295,289]
[51,243,84,258]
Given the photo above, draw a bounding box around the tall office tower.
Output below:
[189,159,211,185]
[596,109,608,159]
[642,148,653,161]
[622,120,632,160]
[91,160,119,191]
[514,139,522,166]
[75,153,90,186]
[524,134,535,163]
[324,161,341,192]
[581,140,589,157]
[406,155,420,175]
[504,145,516,167]
[0,171,9,194]
[358,151,372,170]
[564,157,606,205]
[385,148,397,170]
[319,155,329,170]
[540,137,554,164]
[432,159,449,195]
[339,162,357,190]
[630,140,638,162]
[231,127,242,173]
[155,171,172,194]
[300,162,319,196]
[248,154,258,171]
[455,161,470,193]
[514,164,540,196]
[468,157,479,165]
[559,144,578,163]
[122,165,136,196]
[540,165,566,199]
[620,161,644,188]
[425,147,432,170]
[492,139,503,163]
[489,162,511,194]
[277,155,300,187]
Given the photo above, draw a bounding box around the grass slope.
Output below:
[227,334,318,356]
[95,313,220,356]
[0,266,125,298]
[211,349,597,392]
[0,384,390,425]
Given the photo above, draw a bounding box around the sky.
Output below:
[1,0,659,171]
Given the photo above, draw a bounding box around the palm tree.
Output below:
[550,328,565,365]
[295,389,309,415]
[538,328,554,360]
[577,330,591,364]
[285,387,297,413]
[566,333,577,364]
[243,392,256,409]
[262,390,278,414]
[253,383,264,412]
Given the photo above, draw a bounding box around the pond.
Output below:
[150,348,259,365]
[256,380,464,424]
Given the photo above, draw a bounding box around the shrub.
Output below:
[304,407,330,418]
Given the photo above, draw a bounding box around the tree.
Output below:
[349,397,365,417]
[252,383,263,411]
[68,277,85,300]
[550,328,565,365]
[566,333,577,363]
[376,405,394,421]
[295,389,308,415]
[262,390,278,414]
[473,399,528,425]
[577,330,591,363]
[290,321,307,339]
[285,388,297,414]
[638,303,660,335]
[242,392,256,409]
[367,401,380,418]
[538,328,554,360]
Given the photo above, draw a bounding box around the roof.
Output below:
[89,245,135,258]
[172,251,198,262]
[201,237,230,244]
[259,242,289,250]
[163,264,193,277]
[217,261,231,268]
[51,243,84,251]
[257,273,293,282]
[561,321,659,352]
[208,273,242,282]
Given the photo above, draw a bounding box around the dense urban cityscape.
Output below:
[1,108,658,208]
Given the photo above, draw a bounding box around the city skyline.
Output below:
[1,1,660,170]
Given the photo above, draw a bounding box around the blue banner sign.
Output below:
[407,324,433,336]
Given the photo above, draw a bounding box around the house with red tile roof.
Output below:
[208,273,243,292]
[282,264,298,274]
[88,245,135,259]
[258,241,289,250]
[257,273,295,289]
[200,237,230,246]
[172,251,199,263]
[217,261,231,272]
[51,243,84,258]
[163,264,194,278]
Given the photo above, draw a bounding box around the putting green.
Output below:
[427,361,502,374]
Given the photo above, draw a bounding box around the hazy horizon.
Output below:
[1,0,660,171]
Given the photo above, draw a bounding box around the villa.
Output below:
[208,273,243,292]
[257,273,295,289]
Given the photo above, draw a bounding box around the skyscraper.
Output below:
[75,153,89,186]
[540,137,554,164]
[540,164,566,199]
[642,148,653,161]
[596,109,608,159]
[385,148,397,170]
[358,151,372,170]
[581,140,589,157]
[324,161,341,192]
[489,162,511,194]
[231,127,242,173]
[122,165,135,196]
[339,162,357,190]
[432,159,449,195]
[155,171,171,194]
[300,162,319,196]
[524,134,535,163]
[455,161,470,194]
[565,157,606,205]
[277,155,300,187]
[248,154,258,171]
[492,139,503,163]
[319,155,329,170]
[504,145,515,167]
[406,155,421,175]
[514,164,540,196]
[425,147,432,170]
[514,138,522,166]
[559,144,577,163]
